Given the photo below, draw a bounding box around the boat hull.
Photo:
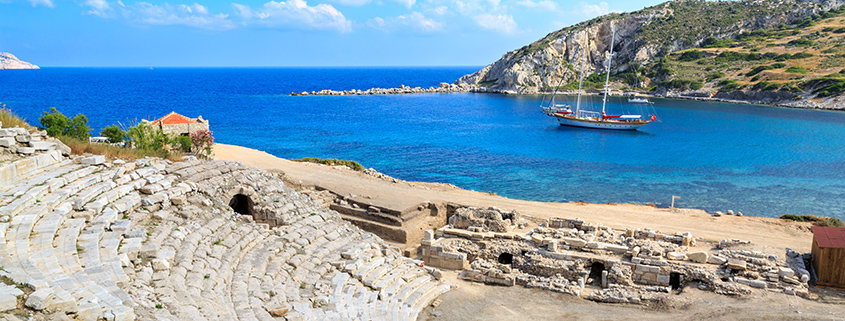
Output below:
[555,115,649,130]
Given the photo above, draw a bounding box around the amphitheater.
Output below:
[1,124,842,321]
[0,125,450,320]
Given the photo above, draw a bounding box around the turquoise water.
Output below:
[1,68,843,219]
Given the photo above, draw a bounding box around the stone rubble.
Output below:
[422,208,812,306]
[0,126,454,320]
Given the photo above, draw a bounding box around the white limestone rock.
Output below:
[0,52,39,69]
[80,155,106,165]
[25,288,55,310]
[0,137,15,147]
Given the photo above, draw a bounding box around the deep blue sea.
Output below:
[1,67,844,219]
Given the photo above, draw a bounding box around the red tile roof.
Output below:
[150,112,197,126]
[812,226,845,248]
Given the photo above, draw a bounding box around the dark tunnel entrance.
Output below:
[670,272,682,290]
[229,194,254,216]
[497,252,514,265]
[589,262,605,286]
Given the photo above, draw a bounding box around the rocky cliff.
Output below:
[0,52,39,70]
[456,0,844,109]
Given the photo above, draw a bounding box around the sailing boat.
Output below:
[542,23,655,130]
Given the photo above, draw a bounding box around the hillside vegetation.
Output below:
[456,0,844,109]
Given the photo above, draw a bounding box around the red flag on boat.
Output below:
[650,114,656,122]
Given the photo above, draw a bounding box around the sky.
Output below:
[0,0,665,66]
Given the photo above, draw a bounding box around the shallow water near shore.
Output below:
[1,67,844,219]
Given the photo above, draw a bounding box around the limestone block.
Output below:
[29,141,55,151]
[0,137,14,147]
[14,134,30,143]
[736,277,767,289]
[0,293,16,312]
[152,259,171,271]
[778,267,795,278]
[667,252,686,261]
[0,129,17,137]
[688,251,709,263]
[17,147,35,155]
[110,220,131,234]
[727,258,747,271]
[708,255,728,265]
[657,273,670,285]
[80,155,105,165]
[25,288,55,310]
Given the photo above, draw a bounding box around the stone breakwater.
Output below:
[0,124,452,320]
[290,83,472,96]
[422,207,813,305]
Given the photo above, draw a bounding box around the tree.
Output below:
[190,129,214,159]
[39,107,91,140]
[100,125,126,144]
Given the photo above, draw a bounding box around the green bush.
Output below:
[701,37,732,48]
[126,122,169,152]
[291,157,365,171]
[39,107,91,141]
[174,135,192,153]
[817,217,845,227]
[706,72,725,82]
[802,76,845,97]
[677,50,705,61]
[785,66,807,74]
[100,125,126,144]
[689,81,703,90]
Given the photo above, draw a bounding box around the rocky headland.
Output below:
[298,0,845,109]
[0,52,39,70]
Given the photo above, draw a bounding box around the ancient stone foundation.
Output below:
[421,207,812,305]
[0,125,452,320]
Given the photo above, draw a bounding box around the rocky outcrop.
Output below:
[455,0,841,94]
[0,52,39,70]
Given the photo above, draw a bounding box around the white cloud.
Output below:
[29,0,53,8]
[581,1,609,17]
[393,0,414,8]
[516,0,555,11]
[368,11,442,33]
[78,0,350,32]
[328,0,371,6]
[233,0,351,32]
[125,2,233,29]
[84,0,112,17]
[430,5,447,16]
[473,13,515,34]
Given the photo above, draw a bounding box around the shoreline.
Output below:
[213,142,814,253]
[293,85,845,111]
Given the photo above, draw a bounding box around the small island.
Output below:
[0,52,39,70]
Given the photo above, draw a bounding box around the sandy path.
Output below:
[214,143,813,252]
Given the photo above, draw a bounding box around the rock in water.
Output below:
[0,52,39,70]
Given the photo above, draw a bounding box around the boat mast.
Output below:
[575,31,588,117]
[602,23,616,116]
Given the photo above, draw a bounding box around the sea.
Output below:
[1,67,843,220]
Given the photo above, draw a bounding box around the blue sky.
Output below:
[1,0,664,66]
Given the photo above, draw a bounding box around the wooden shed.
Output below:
[811,226,845,288]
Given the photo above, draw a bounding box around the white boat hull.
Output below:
[555,116,648,130]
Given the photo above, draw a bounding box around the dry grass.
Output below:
[58,136,183,162]
[0,105,36,130]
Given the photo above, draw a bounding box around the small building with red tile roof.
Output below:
[146,112,210,136]
[811,226,845,288]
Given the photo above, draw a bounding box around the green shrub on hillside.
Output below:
[291,157,365,171]
[100,125,126,144]
[785,66,807,73]
[802,76,845,97]
[39,107,91,141]
[678,50,705,61]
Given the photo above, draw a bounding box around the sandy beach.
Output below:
[214,143,813,253]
